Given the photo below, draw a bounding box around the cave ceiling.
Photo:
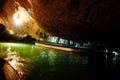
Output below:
[0,0,120,51]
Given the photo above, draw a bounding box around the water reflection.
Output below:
[0,43,34,79]
[82,56,88,64]
[1,46,25,77]
[0,42,120,80]
[3,46,25,78]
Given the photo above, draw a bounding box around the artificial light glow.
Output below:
[9,30,14,34]
[12,2,40,39]
[13,6,30,26]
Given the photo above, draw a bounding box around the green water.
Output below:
[0,42,88,80]
[0,42,120,80]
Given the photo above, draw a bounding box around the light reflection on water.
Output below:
[4,46,25,77]
[0,42,86,80]
[0,42,120,80]
[0,43,35,79]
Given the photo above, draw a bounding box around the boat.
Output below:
[0,58,21,80]
[35,42,84,53]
